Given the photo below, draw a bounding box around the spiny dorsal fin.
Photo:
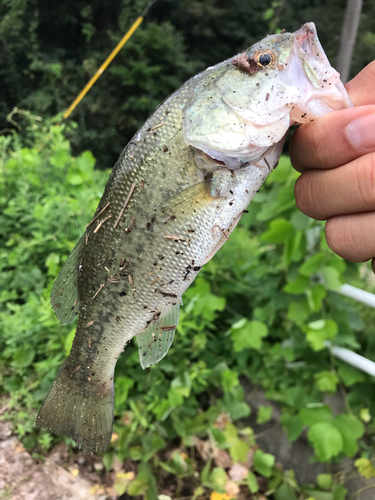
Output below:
[137,302,180,369]
[50,236,85,325]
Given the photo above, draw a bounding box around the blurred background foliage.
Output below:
[1,0,375,166]
[1,1,375,498]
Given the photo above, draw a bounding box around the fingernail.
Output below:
[347,113,375,149]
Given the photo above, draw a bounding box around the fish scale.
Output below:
[36,23,352,453]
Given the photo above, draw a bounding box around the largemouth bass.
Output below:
[36,23,352,453]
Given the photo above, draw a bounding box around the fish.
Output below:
[36,22,352,454]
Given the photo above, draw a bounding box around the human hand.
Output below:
[290,61,375,272]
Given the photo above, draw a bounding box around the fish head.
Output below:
[183,22,352,170]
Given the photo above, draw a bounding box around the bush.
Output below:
[1,119,375,498]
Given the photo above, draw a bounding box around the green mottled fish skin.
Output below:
[36,24,351,454]
[37,62,247,453]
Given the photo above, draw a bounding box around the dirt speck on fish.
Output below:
[36,23,352,454]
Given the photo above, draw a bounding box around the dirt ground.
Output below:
[0,420,115,500]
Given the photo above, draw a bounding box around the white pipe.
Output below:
[325,342,375,377]
[338,284,375,309]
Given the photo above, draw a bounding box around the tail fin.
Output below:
[36,364,114,454]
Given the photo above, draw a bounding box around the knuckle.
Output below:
[294,172,324,219]
[309,120,338,169]
[325,217,345,256]
[325,216,365,262]
[356,153,375,209]
[294,174,310,214]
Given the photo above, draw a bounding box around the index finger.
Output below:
[290,60,375,173]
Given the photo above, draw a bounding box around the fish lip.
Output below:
[293,22,329,63]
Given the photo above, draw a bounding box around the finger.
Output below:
[290,105,375,172]
[290,60,375,173]
[294,152,375,219]
[345,60,375,106]
[325,212,375,262]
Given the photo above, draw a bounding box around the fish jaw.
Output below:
[287,22,353,122]
[183,23,352,172]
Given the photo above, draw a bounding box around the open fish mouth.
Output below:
[287,23,353,121]
[294,22,327,60]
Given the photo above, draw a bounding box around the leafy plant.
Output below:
[1,119,375,498]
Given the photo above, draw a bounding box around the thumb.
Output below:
[345,60,375,106]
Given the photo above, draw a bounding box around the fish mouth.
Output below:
[289,22,353,117]
[294,22,330,66]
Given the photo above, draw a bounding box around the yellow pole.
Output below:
[63,16,144,119]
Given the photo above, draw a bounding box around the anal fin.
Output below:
[137,303,180,369]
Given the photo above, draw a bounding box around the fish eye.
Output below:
[253,49,276,67]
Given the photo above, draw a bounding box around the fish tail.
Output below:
[36,363,114,454]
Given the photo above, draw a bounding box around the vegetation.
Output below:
[1,113,375,498]
[1,0,375,166]
[1,1,375,498]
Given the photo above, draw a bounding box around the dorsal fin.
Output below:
[137,302,180,369]
[50,236,85,325]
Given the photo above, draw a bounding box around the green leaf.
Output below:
[280,414,304,442]
[302,489,334,500]
[274,482,297,500]
[231,320,268,351]
[209,467,227,492]
[321,266,343,290]
[333,484,348,500]
[338,364,365,387]
[114,472,135,496]
[64,328,76,356]
[287,299,310,326]
[263,8,274,21]
[102,452,114,471]
[129,446,143,460]
[299,406,333,426]
[222,369,239,393]
[253,449,275,477]
[128,471,151,496]
[355,458,375,479]
[229,439,249,463]
[283,275,310,294]
[314,371,338,393]
[261,219,294,244]
[308,422,343,461]
[290,211,311,230]
[257,405,273,424]
[115,376,135,408]
[306,320,338,351]
[299,252,326,276]
[317,473,332,490]
[310,284,327,311]
[227,400,251,420]
[333,415,364,457]
[12,346,35,368]
[247,472,259,493]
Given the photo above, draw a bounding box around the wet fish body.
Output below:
[37,23,351,453]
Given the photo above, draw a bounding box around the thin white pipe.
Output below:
[325,342,375,377]
[338,284,375,309]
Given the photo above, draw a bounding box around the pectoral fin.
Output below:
[50,236,85,325]
[137,302,180,369]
